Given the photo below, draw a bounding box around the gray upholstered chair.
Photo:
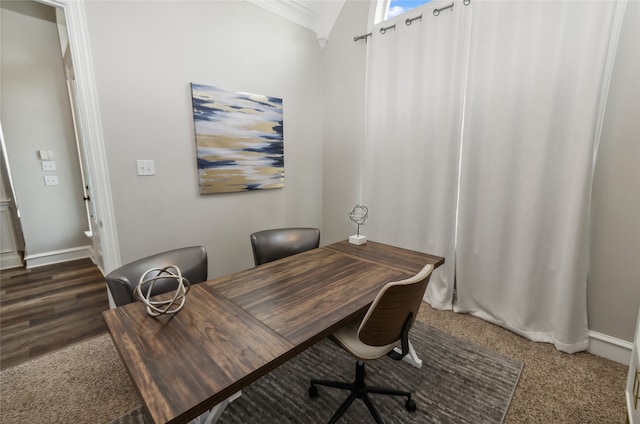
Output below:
[250,227,320,266]
[309,263,434,424]
[105,246,208,307]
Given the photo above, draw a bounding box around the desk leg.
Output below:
[190,391,242,424]
[393,339,422,369]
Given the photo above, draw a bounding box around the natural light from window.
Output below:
[387,0,432,19]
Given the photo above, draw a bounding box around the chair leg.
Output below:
[328,392,358,424]
[361,392,384,424]
[309,360,415,424]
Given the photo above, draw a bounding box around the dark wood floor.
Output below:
[0,258,109,370]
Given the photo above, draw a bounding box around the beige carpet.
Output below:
[0,333,140,423]
[417,307,628,424]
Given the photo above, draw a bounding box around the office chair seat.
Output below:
[331,319,399,360]
[309,263,434,424]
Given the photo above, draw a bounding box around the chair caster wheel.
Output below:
[405,398,416,412]
[309,385,318,398]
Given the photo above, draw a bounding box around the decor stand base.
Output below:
[349,235,367,245]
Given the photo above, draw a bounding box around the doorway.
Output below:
[0,125,25,269]
[0,0,95,270]
[39,0,120,276]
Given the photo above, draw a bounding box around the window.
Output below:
[386,0,432,20]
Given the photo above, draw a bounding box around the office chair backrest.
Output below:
[358,263,434,347]
[105,246,208,307]
[250,227,320,266]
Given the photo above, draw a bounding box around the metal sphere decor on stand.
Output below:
[134,266,191,317]
[348,204,368,245]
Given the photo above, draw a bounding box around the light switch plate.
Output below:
[136,160,156,176]
[38,150,54,160]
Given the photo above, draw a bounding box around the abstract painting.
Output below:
[190,83,284,194]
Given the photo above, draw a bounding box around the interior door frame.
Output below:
[62,48,94,236]
[37,0,120,274]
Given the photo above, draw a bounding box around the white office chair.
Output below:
[309,263,434,424]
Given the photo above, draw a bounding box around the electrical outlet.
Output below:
[42,160,56,171]
[44,175,59,186]
[136,160,156,176]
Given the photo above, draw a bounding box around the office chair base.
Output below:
[392,339,423,369]
[309,361,415,424]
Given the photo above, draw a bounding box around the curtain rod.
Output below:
[405,14,422,26]
[354,32,372,42]
[432,3,454,16]
[380,24,396,34]
[354,0,471,42]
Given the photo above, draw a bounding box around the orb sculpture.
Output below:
[348,204,369,245]
[134,265,191,317]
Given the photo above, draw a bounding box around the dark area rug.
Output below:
[111,321,522,424]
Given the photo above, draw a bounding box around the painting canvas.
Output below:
[190,83,284,194]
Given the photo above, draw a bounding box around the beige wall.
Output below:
[321,0,369,244]
[83,1,324,277]
[588,0,640,342]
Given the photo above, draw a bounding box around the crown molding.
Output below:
[246,0,345,49]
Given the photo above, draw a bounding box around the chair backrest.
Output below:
[105,246,208,307]
[358,263,434,347]
[250,227,320,266]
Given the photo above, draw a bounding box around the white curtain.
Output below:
[454,0,625,353]
[362,0,625,352]
[362,0,471,309]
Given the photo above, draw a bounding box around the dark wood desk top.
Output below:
[103,286,293,423]
[212,241,444,348]
[103,240,444,424]
[323,240,445,273]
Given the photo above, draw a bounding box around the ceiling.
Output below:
[246,0,346,47]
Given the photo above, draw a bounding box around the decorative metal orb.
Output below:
[349,205,369,226]
[134,266,191,317]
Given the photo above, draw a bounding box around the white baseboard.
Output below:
[588,330,633,365]
[0,251,23,269]
[24,245,92,269]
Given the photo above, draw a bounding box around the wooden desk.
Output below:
[103,240,444,424]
